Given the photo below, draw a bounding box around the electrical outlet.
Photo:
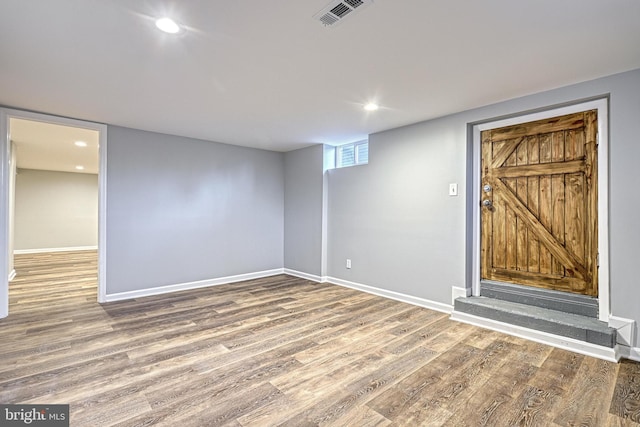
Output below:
[449,183,458,196]
[346,259,352,269]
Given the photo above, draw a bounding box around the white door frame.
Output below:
[0,108,108,317]
[471,98,609,322]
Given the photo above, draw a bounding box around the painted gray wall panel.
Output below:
[284,145,323,276]
[327,116,466,305]
[326,68,640,343]
[15,169,98,250]
[106,126,284,294]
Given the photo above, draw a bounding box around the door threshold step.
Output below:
[453,296,615,348]
[480,280,599,318]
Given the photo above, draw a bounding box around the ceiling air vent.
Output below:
[314,0,373,28]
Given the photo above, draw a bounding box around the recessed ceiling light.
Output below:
[74,141,87,147]
[75,166,85,171]
[155,17,181,34]
[364,103,379,111]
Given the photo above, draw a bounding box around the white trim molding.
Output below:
[326,276,453,314]
[471,98,610,321]
[0,109,9,318]
[14,246,98,255]
[0,107,108,315]
[617,345,640,363]
[97,125,107,303]
[609,315,636,348]
[451,286,470,305]
[450,310,620,362]
[103,269,285,302]
[283,269,327,283]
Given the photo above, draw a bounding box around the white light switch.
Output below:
[449,183,458,196]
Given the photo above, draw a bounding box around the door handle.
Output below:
[482,199,493,208]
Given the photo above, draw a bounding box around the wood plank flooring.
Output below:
[1,251,639,426]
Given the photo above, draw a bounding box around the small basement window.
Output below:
[336,140,368,168]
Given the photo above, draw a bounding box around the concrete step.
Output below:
[454,296,616,348]
[480,280,599,318]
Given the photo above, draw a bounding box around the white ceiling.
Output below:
[1,1,639,152]
[10,118,99,174]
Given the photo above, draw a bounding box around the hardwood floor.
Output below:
[1,251,639,426]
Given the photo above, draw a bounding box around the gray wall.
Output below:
[327,114,466,304]
[284,145,324,276]
[326,68,640,343]
[14,169,98,250]
[106,126,284,295]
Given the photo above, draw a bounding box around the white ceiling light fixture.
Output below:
[155,17,181,34]
[364,102,379,111]
[74,141,87,147]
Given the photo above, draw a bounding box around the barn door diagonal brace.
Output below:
[487,177,588,280]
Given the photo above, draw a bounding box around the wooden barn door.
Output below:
[480,110,598,296]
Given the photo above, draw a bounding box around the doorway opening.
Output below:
[471,98,609,322]
[0,109,107,318]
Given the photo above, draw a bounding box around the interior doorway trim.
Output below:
[470,98,609,322]
[0,108,108,317]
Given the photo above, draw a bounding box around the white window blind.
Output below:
[356,142,368,164]
[336,140,368,168]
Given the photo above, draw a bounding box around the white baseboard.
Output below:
[283,269,327,283]
[617,345,640,362]
[103,268,285,302]
[8,269,16,281]
[450,310,620,362]
[326,276,453,314]
[14,246,98,255]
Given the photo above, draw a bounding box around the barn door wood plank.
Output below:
[481,131,493,279]
[491,160,585,179]
[489,269,585,292]
[489,113,585,141]
[504,141,518,272]
[538,134,553,275]
[584,111,598,296]
[491,139,508,270]
[551,130,566,276]
[487,178,587,280]
[527,136,541,274]
[516,141,529,271]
